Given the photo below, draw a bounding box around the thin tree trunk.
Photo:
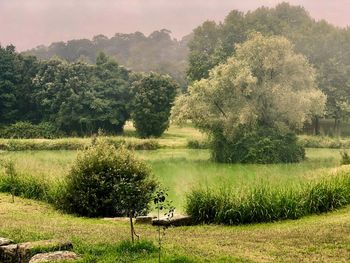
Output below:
[313,116,320,136]
[129,212,134,243]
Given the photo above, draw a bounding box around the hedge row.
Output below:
[0,122,61,139]
[0,137,159,151]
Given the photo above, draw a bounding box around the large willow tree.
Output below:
[173,33,326,163]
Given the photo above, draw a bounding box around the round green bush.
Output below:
[61,139,158,217]
[211,128,305,164]
[131,72,178,138]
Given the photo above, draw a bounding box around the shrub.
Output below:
[131,72,178,138]
[61,139,158,218]
[211,128,305,164]
[187,139,209,149]
[340,150,350,165]
[186,173,350,225]
[0,121,60,139]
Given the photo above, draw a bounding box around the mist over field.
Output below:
[1,0,350,51]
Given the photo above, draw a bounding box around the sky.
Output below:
[1,0,350,51]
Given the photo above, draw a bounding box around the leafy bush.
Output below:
[61,139,158,217]
[187,139,209,149]
[340,150,350,165]
[186,173,350,225]
[0,121,60,139]
[131,72,178,138]
[211,128,305,164]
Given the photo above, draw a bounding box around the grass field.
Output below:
[0,125,350,262]
[0,148,344,211]
[0,193,349,262]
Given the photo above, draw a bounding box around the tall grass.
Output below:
[299,135,350,149]
[0,137,159,151]
[186,170,350,225]
[0,170,65,206]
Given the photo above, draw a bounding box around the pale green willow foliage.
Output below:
[172,33,326,139]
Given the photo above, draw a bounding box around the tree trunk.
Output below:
[129,212,134,243]
[313,116,320,136]
[334,111,341,136]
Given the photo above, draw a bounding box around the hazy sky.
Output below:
[1,0,350,51]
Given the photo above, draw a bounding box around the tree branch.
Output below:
[213,100,228,119]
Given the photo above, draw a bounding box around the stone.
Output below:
[29,251,79,263]
[0,239,73,263]
[0,243,18,262]
[135,216,154,224]
[0,237,14,246]
[152,216,193,227]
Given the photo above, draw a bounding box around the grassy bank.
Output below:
[0,124,205,151]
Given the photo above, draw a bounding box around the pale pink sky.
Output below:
[1,0,349,51]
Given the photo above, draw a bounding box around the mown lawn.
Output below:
[0,193,349,262]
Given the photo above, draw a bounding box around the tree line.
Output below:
[25,29,190,89]
[2,2,350,139]
[0,46,178,137]
[187,2,350,135]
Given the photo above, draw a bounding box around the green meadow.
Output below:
[0,136,345,211]
[0,125,350,262]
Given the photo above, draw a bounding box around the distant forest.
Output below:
[2,2,350,136]
[24,29,191,88]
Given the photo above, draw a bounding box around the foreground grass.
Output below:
[0,193,349,262]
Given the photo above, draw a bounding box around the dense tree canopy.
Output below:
[0,45,179,137]
[131,73,178,138]
[0,45,39,124]
[2,2,350,139]
[173,34,326,162]
[25,29,189,88]
[187,2,350,132]
[32,53,133,135]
